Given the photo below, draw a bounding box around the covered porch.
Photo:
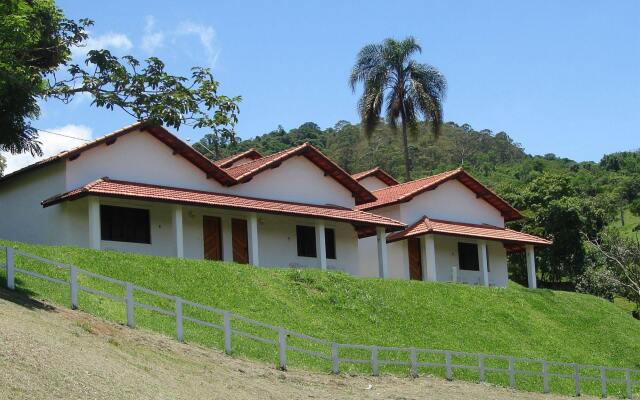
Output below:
[42,178,404,274]
[386,217,552,288]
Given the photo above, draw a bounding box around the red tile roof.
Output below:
[41,178,405,236]
[351,167,399,186]
[214,148,263,168]
[386,216,551,245]
[224,143,377,205]
[357,168,523,221]
[0,122,236,186]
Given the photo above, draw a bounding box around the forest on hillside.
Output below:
[196,121,640,310]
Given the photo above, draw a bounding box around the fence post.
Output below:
[600,367,607,398]
[331,343,340,374]
[573,364,581,397]
[125,283,134,328]
[479,355,486,382]
[445,351,453,381]
[508,357,516,388]
[410,348,418,378]
[371,346,379,376]
[175,297,183,342]
[223,311,232,355]
[70,265,78,309]
[543,361,549,393]
[625,369,632,399]
[278,328,287,371]
[6,247,14,290]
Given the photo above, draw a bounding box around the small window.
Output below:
[325,228,336,259]
[100,205,151,244]
[458,242,479,271]
[296,225,316,257]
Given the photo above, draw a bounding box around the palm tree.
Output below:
[350,37,447,181]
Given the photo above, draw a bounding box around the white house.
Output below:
[0,122,550,288]
[0,122,403,276]
[353,168,551,288]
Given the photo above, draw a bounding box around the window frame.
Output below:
[100,204,151,244]
[458,242,479,271]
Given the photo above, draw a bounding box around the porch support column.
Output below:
[172,205,184,258]
[221,216,233,262]
[422,234,437,281]
[88,197,101,250]
[376,227,389,278]
[315,220,327,271]
[248,212,260,266]
[478,240,489,287]
[525,244,537,289]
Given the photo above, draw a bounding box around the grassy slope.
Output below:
[0,289,580,400]
[611,208,640,239]
[1,240,639,396]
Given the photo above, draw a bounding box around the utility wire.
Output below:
[36,126,222,160]
[35,128,92,142]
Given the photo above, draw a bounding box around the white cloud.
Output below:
[176,21,220,66]
[1,125,93,174]
[141,15,165,53]
[72,32,133,60]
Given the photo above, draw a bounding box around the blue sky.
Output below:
[5,0,639,172]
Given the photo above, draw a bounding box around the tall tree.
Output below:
[349,37,446,181]
[0,0,240,156]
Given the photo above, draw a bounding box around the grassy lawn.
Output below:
[1,240,639,397]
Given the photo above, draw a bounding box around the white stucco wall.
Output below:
[65,130,226,192]
[358,204,401,277]
[228,156,355,207]
[431,235,508,287]
[62,196,180,257]
[254,214,358,273]
[357,176,389,192]
[66,132,356,208]
[54,196,360,272]
[356,235,408,278]
[399,179,505,227]
[0,162,69,245]
[357,233,508,286]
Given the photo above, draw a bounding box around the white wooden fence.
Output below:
[1,246,638,398]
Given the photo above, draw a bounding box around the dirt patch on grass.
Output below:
[0,289,592,400]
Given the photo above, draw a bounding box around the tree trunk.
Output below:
[400,110,411,182]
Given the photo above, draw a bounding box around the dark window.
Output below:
[458,242,479,271]
[296,225,316,257]
[100,205,151,244]
[325,228,336,259]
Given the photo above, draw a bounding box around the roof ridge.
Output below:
[225,143,304,173]
[370,168,459,194]
[214,147,263,167]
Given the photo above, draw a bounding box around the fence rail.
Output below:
[1,246,638,398]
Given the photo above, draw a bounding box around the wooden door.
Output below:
[231,218,249,264]
[203,216,222,261]
[408,238,423,280]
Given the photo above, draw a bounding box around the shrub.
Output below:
[576,265,621,301]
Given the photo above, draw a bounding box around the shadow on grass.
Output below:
[0,284,56,312]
